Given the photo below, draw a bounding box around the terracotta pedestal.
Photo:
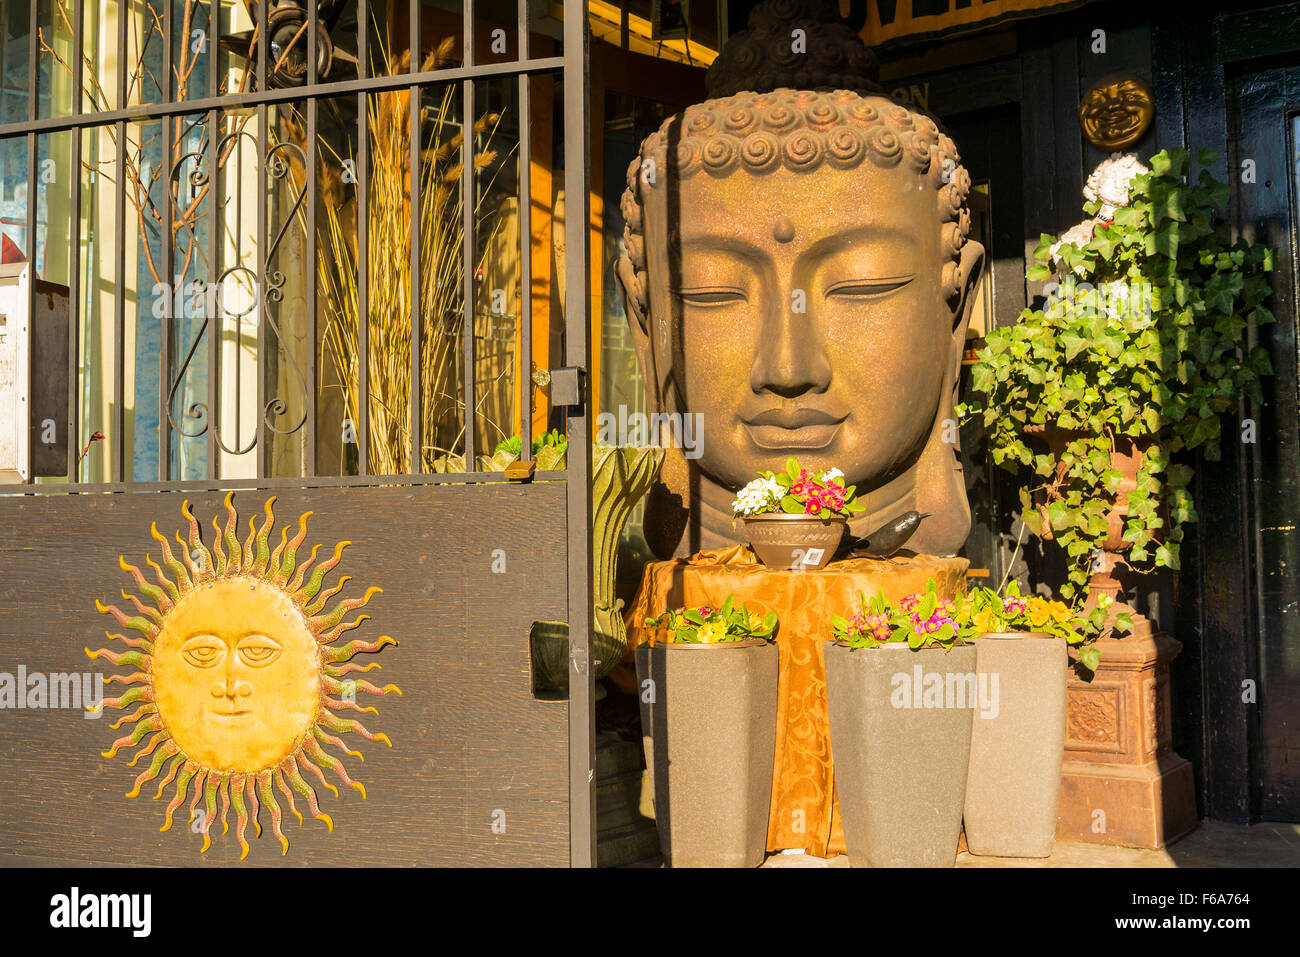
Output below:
[1057,628,1198,848]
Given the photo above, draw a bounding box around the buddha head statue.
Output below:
[614,0,984,558]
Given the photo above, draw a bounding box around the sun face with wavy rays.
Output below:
[86,494,401,859]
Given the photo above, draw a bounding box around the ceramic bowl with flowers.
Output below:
[732,457,866,570]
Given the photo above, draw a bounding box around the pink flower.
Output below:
[805,499,822,515]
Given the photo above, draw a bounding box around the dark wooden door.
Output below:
[1229,62,1300,819]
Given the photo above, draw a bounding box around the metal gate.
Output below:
[0,0,595,866]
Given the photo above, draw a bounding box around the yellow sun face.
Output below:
[87,494,401,859]
[152,578,321,773]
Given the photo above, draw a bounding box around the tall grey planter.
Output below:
[635,641,778,868]
[964,632,1067,858]
[825,641,976,867]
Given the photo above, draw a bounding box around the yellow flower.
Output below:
[1049,601,1072,624]
[973,608,997,635]
[1027,597,1052,629]
[697,620,728,644]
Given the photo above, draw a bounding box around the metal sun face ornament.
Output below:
[87,494,400,858]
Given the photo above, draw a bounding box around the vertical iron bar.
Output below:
[67,0,85,480]
[207,106,219,479]
[163,0,172,100]
[460,68,476,465]
[257,102,267,479]
[517,0,531,458]
[621,1,629,51]
[407,0,422,475]
[410,0,420,68]
[159,0,174,479]
[206,0,218,478]
[563,0,595,868]
[356,0,369,476]
[160,113,173,479]
[308,0,318,86]
[110,0,129,482]
[306,97,318,475]
[25,0,37,482]
[305,0,319,477]
[27,0,37,120]
[257,0,267,93]
[408,83,421,473]
[67,128,82,481]
[113,121,126,482]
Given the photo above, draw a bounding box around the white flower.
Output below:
[1049,219,1098,276]
[732,476,783,516]
[1084,152,1149,219]
[822,467,844,485]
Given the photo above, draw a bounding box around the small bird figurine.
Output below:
[848,511,931,562]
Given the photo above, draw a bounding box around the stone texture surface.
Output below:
[965,634,1067,858]
[826,642,976,867]
[636,641,778,867]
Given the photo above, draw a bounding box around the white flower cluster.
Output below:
[1050,152,1150,276]
[732,476,784,516]
[822,467,845,484]
[1084,152,1149,218]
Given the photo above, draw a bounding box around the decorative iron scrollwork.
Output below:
[166,128,312,454]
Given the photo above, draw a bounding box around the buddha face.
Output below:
[626,154,982,497]
[151,578,320,772]
[617,89,985,556]
[1079,74,1154,151]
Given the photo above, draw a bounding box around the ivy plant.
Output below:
[958,148,1274,600]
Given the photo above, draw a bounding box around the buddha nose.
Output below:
[751,305,832,398]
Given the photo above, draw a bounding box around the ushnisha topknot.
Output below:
[704,0,882,98]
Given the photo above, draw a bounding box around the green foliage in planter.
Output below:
[643,595,778,644]
[959,149,1275,598]
[832,578,966,651]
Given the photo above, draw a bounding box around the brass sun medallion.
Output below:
[87,494,400,858]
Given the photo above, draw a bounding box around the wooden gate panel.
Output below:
[0,482,569,866]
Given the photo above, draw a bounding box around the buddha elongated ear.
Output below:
[949,239,985,337]
[614,254,664,415]
[614,254,649,333]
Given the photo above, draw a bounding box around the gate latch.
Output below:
[547,367,586,408]
[504,459,536,482]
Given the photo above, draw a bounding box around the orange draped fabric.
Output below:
[624,545,969,857]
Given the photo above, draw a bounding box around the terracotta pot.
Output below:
[825,641,975,867]
[743,513,846,570]
[963,632,1067,858]
[635,640,778,867]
